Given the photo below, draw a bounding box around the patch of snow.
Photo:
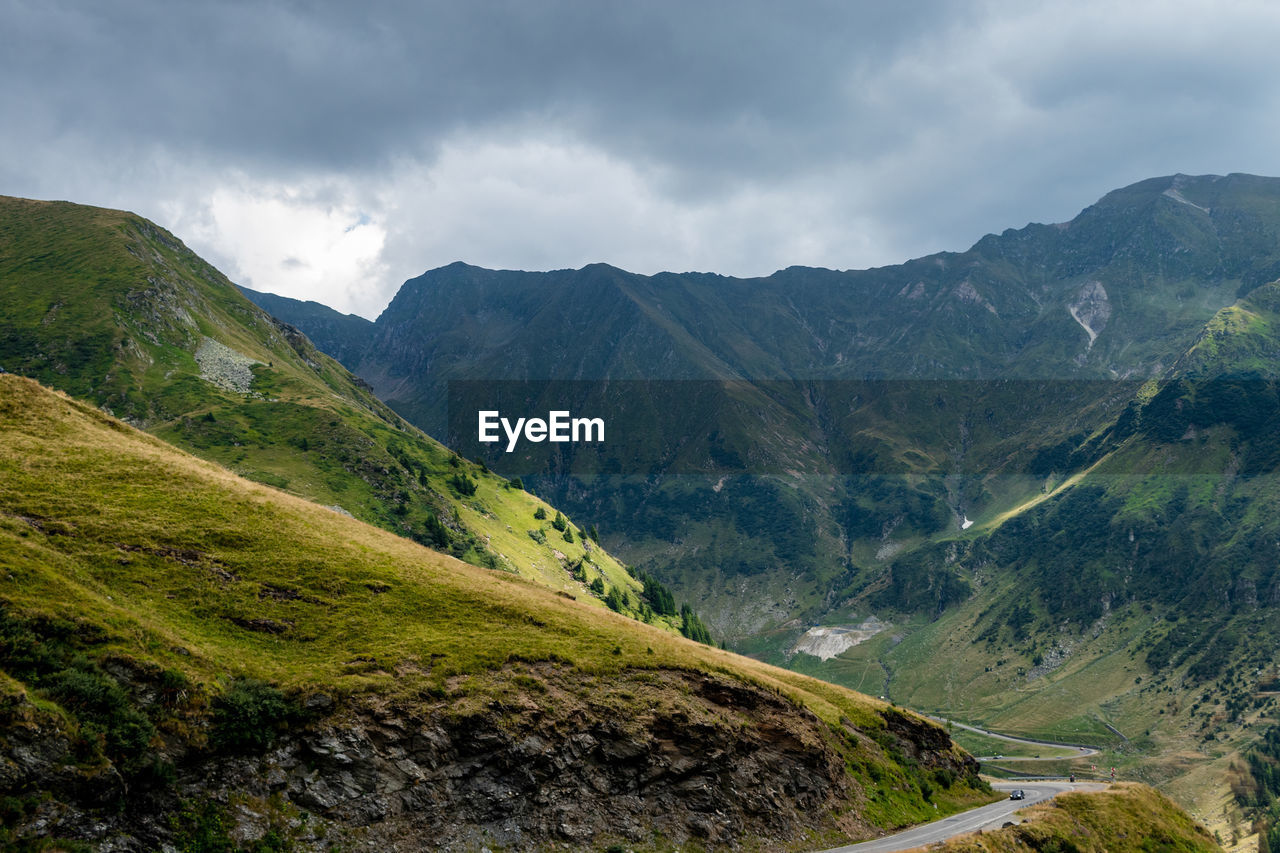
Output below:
[961,516,974,530]
[792,617,889,660]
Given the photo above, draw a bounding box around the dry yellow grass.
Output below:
[0,372,904,732]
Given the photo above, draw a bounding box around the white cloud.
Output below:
[372,135,885,286]
[167,180,389,318]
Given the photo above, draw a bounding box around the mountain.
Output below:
[0,195,1003,847]
[244,172,1280,836]
[0,373,992,848]
[236,283,375,368]
[0,190,1221,849]
[247,173,1280,635]
[0,195,672,630]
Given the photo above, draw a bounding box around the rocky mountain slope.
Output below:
[0,373,989,849]
[244,173,1280,832]
[250,174,1280,639]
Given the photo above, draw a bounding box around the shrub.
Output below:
[46,662,155,768]
[212,678,291,752]
[448,473,477,497]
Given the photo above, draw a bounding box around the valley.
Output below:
[2,177,1274,848]
[245,172,1280,847]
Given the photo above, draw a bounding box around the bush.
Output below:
[448,473,477,497]
[170,799,235,853]
[212,678,291,752]
[46,662,155,768]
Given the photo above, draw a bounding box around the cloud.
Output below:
[4,0,1280,315]
[372,135,876,286]
[170,179,388,318]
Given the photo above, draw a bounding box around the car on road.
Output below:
[1009,789,1025,800]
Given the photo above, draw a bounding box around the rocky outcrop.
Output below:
[4,666,979,851]
[1068,280,1111,350]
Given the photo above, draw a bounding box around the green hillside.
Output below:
[0,195,678,634]
[773,280,1280,838]
[0,374,992,849]
[242,174,1280,838]
[931,784,1218,852]
[248,174,1280,649]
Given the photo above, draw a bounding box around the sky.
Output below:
[5,0,1280,319]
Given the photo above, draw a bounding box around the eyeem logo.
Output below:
[478,410,605,452]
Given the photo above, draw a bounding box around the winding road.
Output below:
[937,718,1101,762]
[818,781,1106,852]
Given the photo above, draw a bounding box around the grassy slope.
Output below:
[0,194,652,626]
[0,373,994,842]
[932,783,1219,853]
[741,284,1280,838]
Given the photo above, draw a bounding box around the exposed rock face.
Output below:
[1068,280,1111,350]
[5,667,979,851]
[792,618,889,661]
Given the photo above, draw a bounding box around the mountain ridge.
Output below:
[241,173,1280,839]
[0,185,1238,847]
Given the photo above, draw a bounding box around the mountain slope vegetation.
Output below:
[251,174,1280,643]
[0,373,991,849]
[245,173,1280,834]
[0,194,677,630]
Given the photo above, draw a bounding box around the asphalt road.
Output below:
[931,718,1102,761]
[816,781,1106,852]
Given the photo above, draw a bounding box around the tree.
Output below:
[534,506,547,520]
[448,473,477,496]
[641,574,677,616]
[605,586,624,612]
[680,603,712,645]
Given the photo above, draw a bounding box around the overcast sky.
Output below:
[5,0,1280,318]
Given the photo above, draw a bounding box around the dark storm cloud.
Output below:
[1,0,955,178]
[5,0,1280,317]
